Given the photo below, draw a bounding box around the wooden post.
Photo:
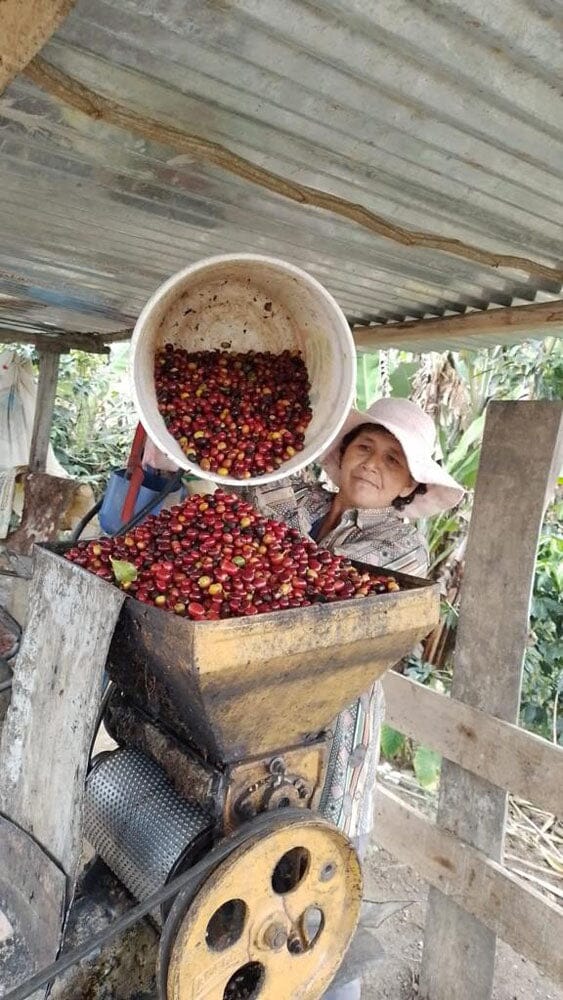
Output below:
[0,549,124,997]
[28,350,60,473]
[419,400,563,1000]
[0,549,125,881]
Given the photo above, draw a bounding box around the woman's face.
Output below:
[338,426,415,510]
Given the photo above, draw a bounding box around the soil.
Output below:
[361,842,562,999]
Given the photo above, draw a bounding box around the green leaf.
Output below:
[110,559,138,585]
[413,746,442,790]
[389,361,418,399]
[380,725,406,759]
[355,354,381,410]
[446,413,485,471]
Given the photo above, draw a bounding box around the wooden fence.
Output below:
[374,401,563,1000]
[378,671,562,983]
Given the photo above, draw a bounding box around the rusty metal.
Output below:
[0,607,21,661]
[0,2,562,344]
[104,690,326,835]
[7,474,95,556]
[104,694,222,814]
[225,743,326,832]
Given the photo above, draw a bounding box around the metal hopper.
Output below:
[106,565,439,764]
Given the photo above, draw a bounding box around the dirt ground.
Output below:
[361,842,562,1000]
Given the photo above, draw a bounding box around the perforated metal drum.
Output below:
[84,748,213,907]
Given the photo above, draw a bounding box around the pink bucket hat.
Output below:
[320,397,464,518]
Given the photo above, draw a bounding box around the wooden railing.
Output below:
[377,671,563,985]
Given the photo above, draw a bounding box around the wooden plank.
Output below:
[353,299,563,352]
[0,329,110,354]
[0,548,124,881]
[0,0,75,94]
[420,400,563,1000]
[0,817,66,998]
[382,672,563,817]
[375,788,563,986]
[28,350,60,473]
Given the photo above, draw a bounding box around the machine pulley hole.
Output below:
[271,846,310,894]
[277,796,291,809]
[223,960,265,1000]
[298,905,325,951]
[206,898,248,952]
[320,861,336,882]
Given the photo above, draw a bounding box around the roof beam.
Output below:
[353,299,563,352]
[102,328,135,344]
[0,0,75,95]
[0,328,110,355]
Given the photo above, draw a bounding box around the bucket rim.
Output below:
[130,253,356,486]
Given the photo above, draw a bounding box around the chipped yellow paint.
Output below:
[190,583,439,760]
[167,814,362,999]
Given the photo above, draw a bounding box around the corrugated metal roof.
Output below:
[0,0,561,349]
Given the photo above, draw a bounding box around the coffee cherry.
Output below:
[154,348,312,479]
[64,490,401,621]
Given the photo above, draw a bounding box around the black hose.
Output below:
[70,497,103,542]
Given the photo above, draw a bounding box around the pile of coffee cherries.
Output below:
[65,491,400,620]
[155,346,312,478]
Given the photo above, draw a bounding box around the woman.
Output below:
[247,396,463,999]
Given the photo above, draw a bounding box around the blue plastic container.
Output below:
[99,469,181,535]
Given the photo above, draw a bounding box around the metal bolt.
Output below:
[295,780,310,800]
[269,756,285,775]
[263,923,288,951]
[319,861,336,882]
[287,934,304,955]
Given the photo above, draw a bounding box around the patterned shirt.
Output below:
[246,479,429,838]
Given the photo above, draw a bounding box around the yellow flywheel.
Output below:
[159,810,362,1000]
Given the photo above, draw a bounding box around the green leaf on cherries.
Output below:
[110,559,138,585]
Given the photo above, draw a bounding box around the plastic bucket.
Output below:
[131,254,356,486]
[99,469,183,535]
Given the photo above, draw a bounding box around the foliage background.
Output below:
[14,343,136,496]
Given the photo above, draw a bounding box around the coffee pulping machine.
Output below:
[85,553,437,999]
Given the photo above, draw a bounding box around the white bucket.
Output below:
[131,254,356,486]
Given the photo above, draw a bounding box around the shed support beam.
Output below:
[28,350,61,473]
[353,299,563,352]
[0,329,110,355]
